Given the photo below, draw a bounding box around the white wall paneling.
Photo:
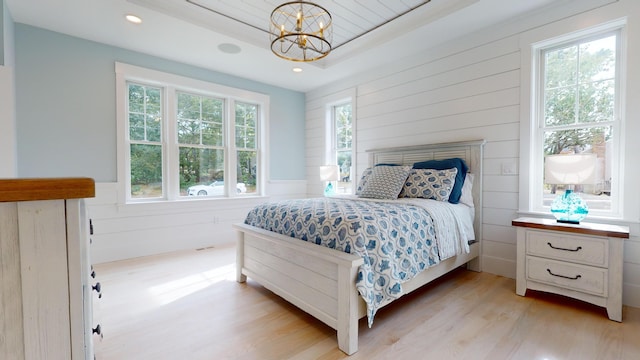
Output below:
[305,0,640,308]
[88,180,306,264]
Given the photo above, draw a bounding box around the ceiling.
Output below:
[6,0,562,92]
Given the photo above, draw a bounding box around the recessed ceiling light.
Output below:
[125,14,142,24]
[292,67,303,73]
[217,43,242,54]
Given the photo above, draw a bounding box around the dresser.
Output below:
[0,178,97,360]
[513,217,629,321]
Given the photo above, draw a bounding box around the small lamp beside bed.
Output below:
[544,154,597,224]
[320,165,340,196]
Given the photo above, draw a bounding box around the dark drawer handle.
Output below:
[547,242,582,252]
[547,268,582,280]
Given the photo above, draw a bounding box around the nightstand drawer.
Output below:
[526,230,608,267]
[526,256,607,296]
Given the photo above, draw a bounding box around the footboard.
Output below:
[233,223,365,355]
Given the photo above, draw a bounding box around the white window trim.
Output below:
[518,13,637,223]
[324,88,357,193]
[115,62,269,204]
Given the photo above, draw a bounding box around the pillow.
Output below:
[355,167,373,195]
[399,168,458,201]
[459,173,475,207]
[355,164,399,195]
[413,158,468,204]
[358,165,412,199]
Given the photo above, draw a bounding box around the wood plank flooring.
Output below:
[93,244,640,359]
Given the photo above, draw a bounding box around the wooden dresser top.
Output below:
[512,217,629,239]
[0,178,95,202]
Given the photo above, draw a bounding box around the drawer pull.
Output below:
[547,242,582,252]
[547,268,582,280]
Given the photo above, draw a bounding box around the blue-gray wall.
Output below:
[14,24,305,181]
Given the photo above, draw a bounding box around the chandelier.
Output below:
[270,2,333,62]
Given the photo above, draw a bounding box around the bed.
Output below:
[233,140,485,355]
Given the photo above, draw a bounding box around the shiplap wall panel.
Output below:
[0,203,25,360]
[87,180,307,263]
[357,108,515,143]
[357,63,519,115]
[356,38,520,97]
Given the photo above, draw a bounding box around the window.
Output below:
[332,102,353,194]
[116,63,267,202]
[530,29,622,217]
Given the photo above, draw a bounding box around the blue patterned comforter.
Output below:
[244,196,471,326]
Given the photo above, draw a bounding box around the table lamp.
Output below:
[544,153,597,224]
[320,165,340,196]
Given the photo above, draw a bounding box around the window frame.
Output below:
[324,89,356,194]
[116,62,268,204]
[520,18,628,221]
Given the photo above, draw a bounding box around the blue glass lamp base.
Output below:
[550,189,588,224]
[324,182,334,196]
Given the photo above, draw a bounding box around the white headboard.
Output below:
[366,140,486,242]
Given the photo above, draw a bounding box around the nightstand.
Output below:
[513,217,629,322]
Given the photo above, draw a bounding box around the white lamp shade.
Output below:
[545,154,597,185]
[319,165,340,181]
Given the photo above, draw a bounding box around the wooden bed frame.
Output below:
[234,140,485,355]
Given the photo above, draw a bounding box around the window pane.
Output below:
[129,113,145,140]
[545,46,578,89]
[177,119,200,145]
[146,114,161,142]
[334,103,353,194]
[202,122,223,146]
[544,87,576,126]
[235,102,257,149]
[237,150,257,195]
[128,84,145,113]
[578,80,614,123]
[177,92,224,146]
[179,147,224,196]
[130,143,163,199]
[543,126,612,211]
[578,36,616,83]
[128,83,163,142]
[335,104,352,150]
[337,149,352,183]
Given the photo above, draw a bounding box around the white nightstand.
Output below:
[513,217,629,322]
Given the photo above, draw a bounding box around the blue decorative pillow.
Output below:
[359,165,412,200]
[399,168,458,201]
[355,167,373,195]
[413,158,468,204]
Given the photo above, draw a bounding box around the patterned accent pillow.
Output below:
[413,158,468,204]
[359,165,412,199]
[355,167,373,195]
[399,168,458,201]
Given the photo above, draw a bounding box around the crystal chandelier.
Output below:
[270,2,333,62]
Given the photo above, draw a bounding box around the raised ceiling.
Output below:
[6,0,564,92]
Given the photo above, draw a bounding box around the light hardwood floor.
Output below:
[93,244,640,359]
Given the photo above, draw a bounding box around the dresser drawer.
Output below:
[526,256,607,296]
[526,230,608,267]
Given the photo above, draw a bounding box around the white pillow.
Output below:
[358,165,411,200]
[459,173,475,207]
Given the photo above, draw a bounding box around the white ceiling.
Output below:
[6,0,561,92]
